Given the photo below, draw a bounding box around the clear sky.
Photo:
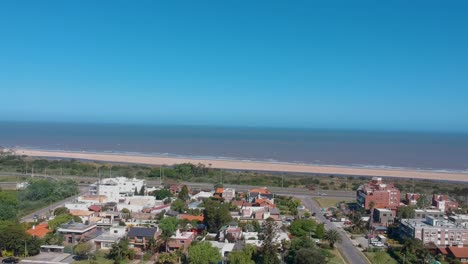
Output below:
[1,1,467,132]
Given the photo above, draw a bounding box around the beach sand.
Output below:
[14,148,468,182]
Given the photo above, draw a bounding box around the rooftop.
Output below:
[127,227,158,238]
[26,223,50,238]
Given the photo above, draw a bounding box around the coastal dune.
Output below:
[15,148,468,182]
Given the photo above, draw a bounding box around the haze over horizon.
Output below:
[1,1,468,132]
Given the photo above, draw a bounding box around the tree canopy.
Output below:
[188,242,221,264]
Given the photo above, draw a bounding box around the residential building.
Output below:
[168,229,194,251]
[438,246,468,264]
[127,227,159,250]
[356,177,400,210]
[26,223,50,238]
[94,226,126,249]
[248,187,274,204]
[405,193,421,206]
[400,216,468,246]
[449,215,468,224]
[433,194,459,212]
[57,222,97,245]
[219,222,242,242]
[223,188,236,201]
[91,177,146,202]
[373,208,395,226]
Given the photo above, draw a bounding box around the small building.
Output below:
[449,214,468,224]
[127,227,159,250]
[405,193,421,206]
[27,223,50,238]
[433,194,459,212]
[248,188,274,204]
[373,208,395,226]
[219,222,242,242]
[438,246,468,264]
[57,222,97,245]
[168,230,194,251]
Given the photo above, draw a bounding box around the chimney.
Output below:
[32,225,36,230]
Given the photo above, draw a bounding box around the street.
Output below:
[300,196,368,264]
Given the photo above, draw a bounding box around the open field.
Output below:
[314,197,354,208]
[15,148,468,183]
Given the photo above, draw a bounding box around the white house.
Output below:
[91,177,146,203]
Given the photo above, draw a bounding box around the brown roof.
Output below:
[178,214,204,222]
[27,223,50,238]
[448,246,468,258]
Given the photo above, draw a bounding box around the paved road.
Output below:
[299,196,368,264]
[20,186,91,223]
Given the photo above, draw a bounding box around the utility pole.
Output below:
[281,174,284,188]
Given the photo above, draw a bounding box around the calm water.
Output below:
[0,121,467,171]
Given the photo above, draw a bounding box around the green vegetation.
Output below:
[188,242,222,264]
[0,221,42,257]
[314,197,349,208]
[365,250,398,264]
[275,195,301,215]
[228,244,257,264]
[203,198,232,233]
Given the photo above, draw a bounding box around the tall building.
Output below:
[90,177,146,202]
[356,177,400,210]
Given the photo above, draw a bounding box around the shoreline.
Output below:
[13,148,468,183]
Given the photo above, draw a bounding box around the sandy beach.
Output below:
[14,148,468,182]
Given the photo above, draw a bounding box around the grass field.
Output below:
[365,251,398,264]
[314,197,353,208]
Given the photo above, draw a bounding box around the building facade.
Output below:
[356,177,401,210]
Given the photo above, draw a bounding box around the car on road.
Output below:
[2,257,19,263]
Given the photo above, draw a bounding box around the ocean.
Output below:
[0,121,467,172]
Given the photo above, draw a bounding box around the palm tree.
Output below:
[324,229,342,248]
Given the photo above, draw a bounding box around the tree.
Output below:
[74,242,92,259]
[315,223,325,239]
[54,207,69,216]
[178,185,189,201]
[294,248,326,264]
[188,242,221,264]
[324,229,342,248]
[289,219,316,237]
[397,206,416,219]
[203,199,232,233]
[259,218,280,264]
[159,217,178,252]
[228,244,256,264]
[416,194,430,209]
[153,189,172,200]
[139,185,146,196]
[48,214,74,230]
[156,252,179,264]
[108,238,133,263]
[171,199,187,213]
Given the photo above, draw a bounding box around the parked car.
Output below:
[2,257,19,264]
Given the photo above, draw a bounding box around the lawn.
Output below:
[328,248,347,264]
[365,251,398,264]
[314,197,348,208]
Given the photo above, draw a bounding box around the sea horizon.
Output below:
[1,121,468,172]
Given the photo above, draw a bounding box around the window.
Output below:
[114,230,118,233]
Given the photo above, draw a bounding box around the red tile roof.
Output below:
[249,188,271,194]
[88,205,102,212]
[178,214,204,222]
[27,223,50,238]
[448,246,468,258]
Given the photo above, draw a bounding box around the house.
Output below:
[90,177,146,203]
[356,177,400,210]
[168,229,194,251]
[219,222,242,242]
[248,187,274,204]
[190,191,214,201]
[178,214,204,222]
[438,246,468,264]
[169,184,185,195]
[405,193,421,205]
[94,226,126,249]
[222,188,236,201]
[433,194,459,212]
[127,227,159,250]
[373,208,395,226]
[69,210,97,222]
[57,222,97,245]
[116,195,158,212]
[27,223,50,238]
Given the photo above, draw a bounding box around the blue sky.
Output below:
[1,1,467,131]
